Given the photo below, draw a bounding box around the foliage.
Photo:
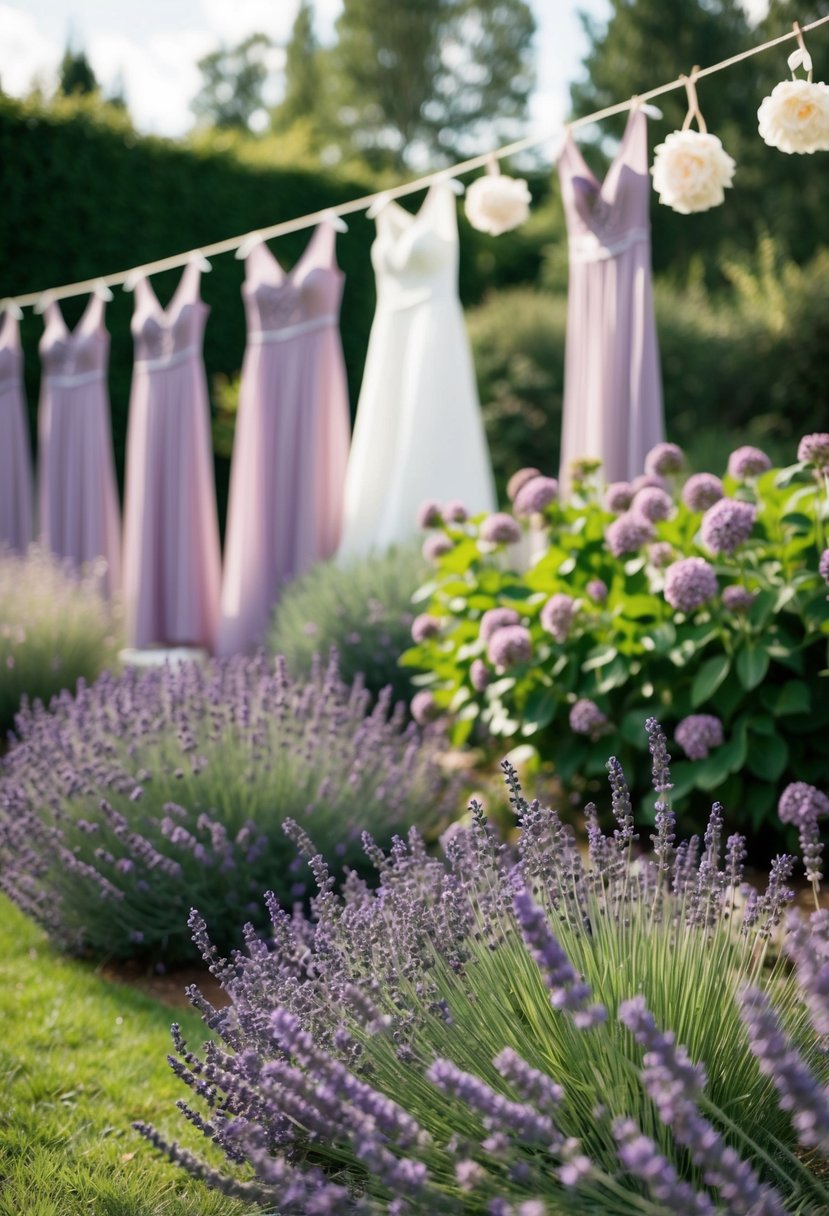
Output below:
[0,895,254,1216]
[191,33,275,133]
[0,652,452,964]
[401,441,829,850]
[0,546,121,737]
[272,0,326,144]
[58,43,98,97]
[138,732,829,1212]
[269,545,427,706]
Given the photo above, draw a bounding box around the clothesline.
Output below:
[4,13,829,312]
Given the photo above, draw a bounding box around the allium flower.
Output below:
[464,171,532,236]
[645,442,684,476]
[633,486,673,523]
[513,476,559,517]
[758,78,829,154]
[410,690,440,726]
[675,714,724,761]
[727,445,772,480]
[422,534,452,563]
[651,129,736,214]
[586,578,608,604]
[631,473,667,495]
[647,542,674,568]
[487,625,532,670]
[469,658,490,692]
[778,782,829,830]
[821,548,829,586]
[663,557,718,613]
[722,585,756,614]
[479,607,520,643]
[507,467,541,502]
[700,498,757,555]
[540,593,576,644]
[603,481,634,513]
[442,499,467,523]
[410,614,441,644]
[480,512,522,546]
[417,500,442,529]
[605,512,655,557]
[798,432,829,470]
[682,472,724,512]
[569,698,608,738]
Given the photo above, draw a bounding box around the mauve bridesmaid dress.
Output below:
[38,292,121,595]
[0,309,33,553]
[218,221,350,655]
[557,106,665,492]
[122,260,221,650]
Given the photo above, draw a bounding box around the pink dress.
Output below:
[558,106,664,491]
[38,293,121,595]
[123,261,221,650]
[218,222,350,655]
[0,309,33,554]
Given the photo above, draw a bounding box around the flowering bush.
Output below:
[137,723,829,1213]
[0,652,452,963]
[0,546,121,735]
[402,440,829,845]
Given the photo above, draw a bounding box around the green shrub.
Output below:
[269,545,427,705]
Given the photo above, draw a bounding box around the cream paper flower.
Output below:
[758,78,829,154]
[651,129,736,214]
[464,172,531,235]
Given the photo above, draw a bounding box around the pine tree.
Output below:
[273,0,321,132]
[58,45,98,97]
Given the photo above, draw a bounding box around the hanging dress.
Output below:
[338,181,496,559]
[38,292,121,596]
[218,221,350,656]
[0,309,33,554]
[122,261,221,650]
[557,106,664,491]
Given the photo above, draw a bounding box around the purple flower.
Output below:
[479,513,522,546]
[603,481,634,513]
[506,467,541,502]
[586,578,608,604]
[681,472,724,513]
[513,476,559,516]
[632,486,673,523]
[798,432,829,470]
[442,499,468,523]
[540,593,576,644]
[569,699,608,738]
[417,500,442,529]
[631,472,667,495]
[722,584,756,614]
[512,885,605,1024]
[778,782,829,830]
[820,548,829,585]
[605,512,655,557]
[479,607,520,643]
[728,446,771,480]
[700,499,757,555]
[613,1117,717,1213]
[675,715,724,761]
[469,658,490,692]
[422,534,452,563]
[487,625,532,670]
[645,442,684,476]
[410,614,441,644]
[647,541,674,568]
[410,690,440,726]
[663,557,718,613]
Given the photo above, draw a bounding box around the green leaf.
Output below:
[622,595,660,619]
[746,733,789,782]
[520,688,556,735]
[581,645,618,672]
[691,655,731,707]
[596,656,630,694]
[694,732,748,791]
[735,644,770,690]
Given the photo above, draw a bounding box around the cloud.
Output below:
[199,0,299,45]
[0,4,61,94]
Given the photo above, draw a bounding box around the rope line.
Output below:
[4,13,829,310]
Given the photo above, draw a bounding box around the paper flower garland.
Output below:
[651,71,736,214]
[758,30,829,154]
[464,159,531,236]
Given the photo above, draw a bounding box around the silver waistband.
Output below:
[46,369,106,387]
[134,345,198,372]
[569,227,649,263]
[248,314,337,344]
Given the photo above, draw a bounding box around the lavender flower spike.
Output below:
[784,909,829,1037]
[613,1116,717,1214]
[512,885,606,1026]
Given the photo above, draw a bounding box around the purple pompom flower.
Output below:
[540,593,576,644]
[603,481,634,513]
[586,578,608,604]
[728,446,771,480]
[632,472,667,495]
[410,614,441,644]
[645,442,684,476]
[778,782,829,830]
[722,585,756,614]
[633,486,673,523]
[487,625,533,670]
[820,548,829,585]
[410,690,440,726]
[479,607,520,643]
[442,500,468,523]
[700,499,757,555]
[569,698,608,739]
[422,534,452,563]
[506,467,541,502]
[480,513,522,546]
[513,476,559,516]
[417,500,443,529]
[663,557,718,613]
[469,658,490,692]
[675,715,724,761]
[682,472,724,513]
[647,542,674,568]
[798,432,829,470]
[606,512,655,557]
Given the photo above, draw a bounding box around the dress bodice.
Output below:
[0,310,22,390]
[371,182,458,308]
[131,261,208,365]
[39,294,109,380]
[242,221,343,338]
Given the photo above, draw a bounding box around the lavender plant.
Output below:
[138,722,829,1213]
[0,545,121,735]
[402,437,829,848]
[0,652,451,964]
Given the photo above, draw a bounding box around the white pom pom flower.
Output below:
[758,78,829,154]
[651,129,736,214]
[464,170,531,236]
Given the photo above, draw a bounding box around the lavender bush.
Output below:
[137,722,829,1213]
[0,545,121,735]
[402,437,829,848]
[0,652,451,963]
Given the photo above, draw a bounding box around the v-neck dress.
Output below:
[0,309,33,554]
[557,106,664,492]
[338,181,495,559]
[218,221,350,656]
[122,261,221,650]
[37,293,121,595]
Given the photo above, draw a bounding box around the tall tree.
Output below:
[58,44,98,97]
[272,0,321,132]
[330,0,536,168]
[191,33,273,131]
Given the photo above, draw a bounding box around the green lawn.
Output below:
[0,896,256,1216]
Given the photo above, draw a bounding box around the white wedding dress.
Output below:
[338,181,496,558]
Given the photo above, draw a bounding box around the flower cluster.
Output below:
[464,170,532,236]
[700,498,757,555]
[568,698,608,739]
[759,79,829,155]
[675,714,724,761]
[728,445,772,480]
[606,512,654,557]
[540,594,576,644]
[663,556,719,612]
[799,432,829,471]
[513,476,559,517]
[651,129,736,214]
[682,471,724,512]
[488,625,533,670]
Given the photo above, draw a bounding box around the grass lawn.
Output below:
[0,896,256,1216]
